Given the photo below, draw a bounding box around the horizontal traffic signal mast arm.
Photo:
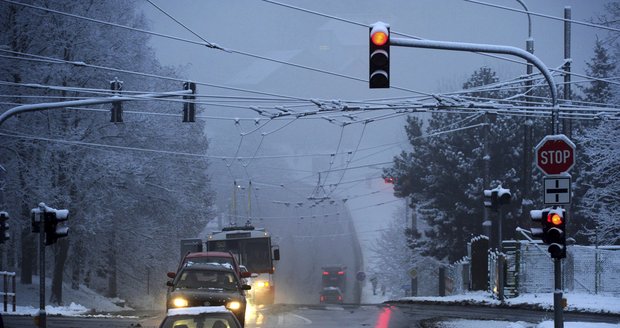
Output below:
[389,37,557,107]
[0,89,194,126]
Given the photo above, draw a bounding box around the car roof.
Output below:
[166,306,232,316]
[185,251,234,259]
[180,263,236,272]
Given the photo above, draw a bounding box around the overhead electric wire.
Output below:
[4,0,430,96]
[464,0,620,33]
[0,49,309,102]
[260,0,536,68]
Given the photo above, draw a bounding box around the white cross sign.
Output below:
[543,176,571,205]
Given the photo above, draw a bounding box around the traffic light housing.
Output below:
[0,211,9,243]
[544,208,566,259]
[483,189,498,211]
[529,209,545,240]
[483,185,511,211]
[43,209,69,245]
[31,208,41,233]
[183,82,196,122]
[529,207,566,259]
[110,79,123,123]
[369,22,390,89]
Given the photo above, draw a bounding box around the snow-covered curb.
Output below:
[387,291,620,315]
[1,303,138,318]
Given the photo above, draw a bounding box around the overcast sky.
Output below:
[139,0,613,215]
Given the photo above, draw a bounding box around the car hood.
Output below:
[169,289,245,303]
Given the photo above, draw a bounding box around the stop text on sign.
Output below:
[539,150,572,165]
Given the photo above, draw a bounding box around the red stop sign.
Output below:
[535,135,575,175]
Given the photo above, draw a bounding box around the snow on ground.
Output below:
[344,178,620,328]
[395,291,620,315]
[0,275,131,317]
[394,292,620,327]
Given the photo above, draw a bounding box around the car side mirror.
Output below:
[241,271,252,278]
[242,284,251,290]
[166,281,174,287]
[167,272,176,279]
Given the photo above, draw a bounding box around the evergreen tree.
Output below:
[385,67,527,262]
[581,39,616,105]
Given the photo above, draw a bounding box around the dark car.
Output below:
[322,265,347,291]
[159,306,242,328]
[320,287,343,304]
[169,251,251,281]
[166,263,251,326]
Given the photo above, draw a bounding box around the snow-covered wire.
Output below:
[464,0,620,33]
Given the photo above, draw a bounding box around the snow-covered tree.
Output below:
[385,67,536,262]
[581,39,616,104]
[0,0,214,305]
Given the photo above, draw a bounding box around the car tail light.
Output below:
[337,271,345,275]
[320,296,325,302]
[323,271,329,275]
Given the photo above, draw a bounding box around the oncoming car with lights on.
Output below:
[166,263,251,326]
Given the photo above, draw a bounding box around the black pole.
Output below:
[563,7,572,138]
[38,205,46,328]
[554,258,563,328]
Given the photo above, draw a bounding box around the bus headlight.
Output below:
[226,301,242,311]
[255,281,269,288]
[172,297,189,308]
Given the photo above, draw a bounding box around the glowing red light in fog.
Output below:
[374,307,392,328]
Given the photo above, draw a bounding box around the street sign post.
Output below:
[544,176,572,205]
[535,134,575,175]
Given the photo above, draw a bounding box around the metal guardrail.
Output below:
[0,271,16,312]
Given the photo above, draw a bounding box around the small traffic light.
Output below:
[369,22,390,89]
[529,209,545,240]
[183,82,196,122]
[484,185,511,211]
[0,211,9,243]
[43,208,69,246]
[31,208,41,233]
[110,78,123,123]
[544,207,566,259]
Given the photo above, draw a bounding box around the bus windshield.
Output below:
[207,237,272,273]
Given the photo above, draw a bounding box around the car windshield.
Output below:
[160,314,236,328]
[176,270,238,290]
[185,257,235,270]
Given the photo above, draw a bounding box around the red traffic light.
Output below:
[384,177,395,184]
[547,213,563,226]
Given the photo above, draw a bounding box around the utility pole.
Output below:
[563,7,572,138]
[552,8,571,328]
[515,0,534,204]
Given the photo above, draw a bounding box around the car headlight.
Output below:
[255,281,269,288]
[226,301,242,311]
[172,297,189,308]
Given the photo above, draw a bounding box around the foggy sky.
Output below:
[139,0,611,216]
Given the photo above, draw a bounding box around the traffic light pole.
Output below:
[0,89,193,127]
[554,258,563,328]
[37,205,46,328]
[389,37,558,109]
